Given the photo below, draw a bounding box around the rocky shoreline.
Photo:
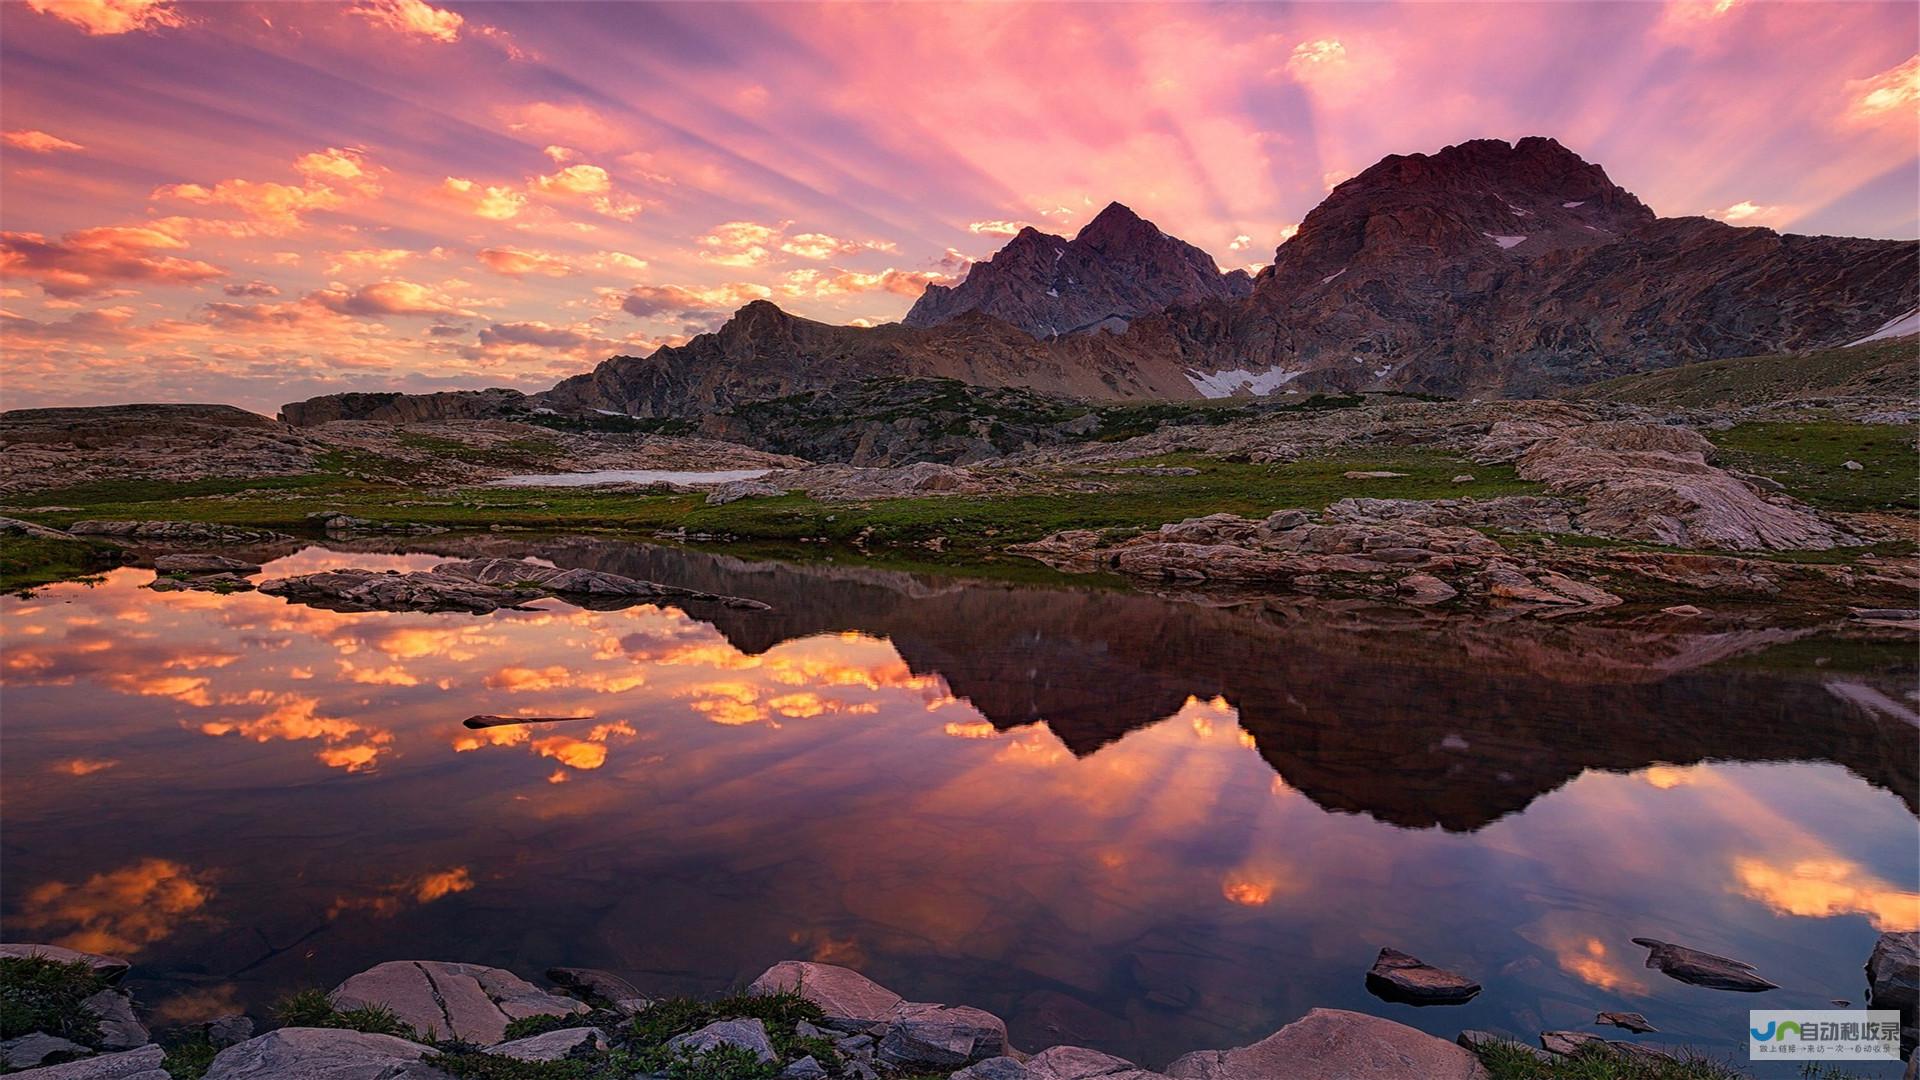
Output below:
[3,935,1914,1079]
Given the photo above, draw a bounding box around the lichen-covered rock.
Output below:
[876,1003,1007,1069]
[666,1018,775,1064]
[66,521,290,545]
[1,1033,91,1070]
[487,1027,607,1062]
[328,961,585,1045]
[203,1029,440,1080]
[747,962,904,1028]
[1165,1008,1487,1080]
[8,1044,168,1080]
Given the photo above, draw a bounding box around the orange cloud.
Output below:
[967,220,1028,237]
[1844,54,1920,127]
[23,0,182,35]
[51,758,119,776]
[0,225,224,297]
[781,267,954,299]
[478,247,576,278]
[620,281,771,320]
[1732,856,1920,932]
[327,865,475,919]
[16,858,213,955]
[439,177,527,221]
[3,130,85,153]
[349,0,462,43]
[1709,200,1789,227]
[307,279,471,318]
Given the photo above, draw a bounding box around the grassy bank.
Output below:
[0,532,128,592]
[4,448,1535,554]
[1707,421,1917,513]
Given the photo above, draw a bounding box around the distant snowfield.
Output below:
[1186,367,1304,398]
[1844,307,1919,347]
[487,468,772,487]
[1484,233,1527,249]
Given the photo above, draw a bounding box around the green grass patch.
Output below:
[1573,338,1917,409]
[1,449,1536,557]
[0,533,127,593]
[269,988,416,1039]
[1709,421,1918,514]
[1474,1040,1740,1079]
[0,955,107,1048]
[159,1033,221,1080]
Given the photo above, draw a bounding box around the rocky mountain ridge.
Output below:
[279,136,1918,424]
[903,201,1253,337]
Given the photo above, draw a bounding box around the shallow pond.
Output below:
[1,538,1913,1075]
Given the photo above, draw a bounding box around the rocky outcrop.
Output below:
[709,462,996,505]
[747,962,1006,1069]
[328,960,585,1044]
[0,405,325,496]
[1164,1008,1487,1079]
[904,202,1251,338]
[203,1029,441,1080]
[1487,421,1852,550]
[278,389,531,427]
[258,558,772,614]
[1631,938,1778,992]
[66,521,292,545]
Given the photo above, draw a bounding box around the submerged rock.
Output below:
[1595,1011,1657,1034]
[1165,1008,1487,1079]
[151,553,260,575]
[203,1029,440,1080]
[81,990,148,1050]
[329,960,585,1045]
[1364,948,1482,1005]
[1631,937,1778,992]
[544,966,650,1014]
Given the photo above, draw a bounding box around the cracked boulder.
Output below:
[328,960,585,1045]
[204,1029,441,1080]
[1166,1008,1486,1079]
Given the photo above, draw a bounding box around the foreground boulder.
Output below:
[747,961,1006,1067]
[203,1029,440,1080]
[488,1027,609,1062]
[1631,937,1778,992]
[1364,948,1482,1005]
[748,961,904,1028]
[1165,1008,1487,1079]
[956,1045,1171,1080]
[545,966,650,1014]
[6,1044,167,1080]
[328,960,585,1044]
[259,558,769,615]
[667,1018,776,1064]
[1867,931,1919,1054]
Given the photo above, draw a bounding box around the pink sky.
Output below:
[2,0,1915,415]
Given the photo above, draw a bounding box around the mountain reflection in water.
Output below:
[1,538,1913,1075]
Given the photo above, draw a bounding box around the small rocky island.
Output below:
[3,934,1914,1079]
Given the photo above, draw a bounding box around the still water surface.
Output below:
[1,539,1914,1075]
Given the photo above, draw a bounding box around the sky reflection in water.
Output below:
[1,543,1914,1074]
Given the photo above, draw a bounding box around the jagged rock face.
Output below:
[540,300,1204,417]
[1209,137,1916,397]
[904,202,1252,337]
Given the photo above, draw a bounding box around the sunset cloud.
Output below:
[477,247,576,278]
[439,177,527,221]
[967,220,1029,238]
[0,225,224,297]
[23,0,182,36]
[620,282,771,320]
[1844,54,1920,126]
[307,280,472,319]
[349,0,463,43]
[781,267,956,299]
[3,130,84,153]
